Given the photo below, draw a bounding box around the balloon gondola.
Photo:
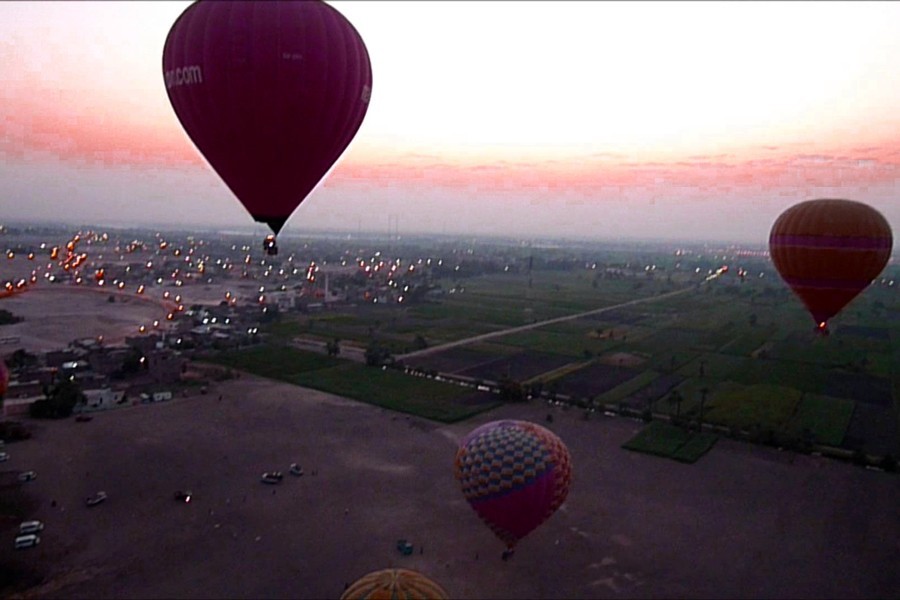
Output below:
[263,235,278,257]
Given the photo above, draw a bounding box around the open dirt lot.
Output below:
[0,272,268,354]
[0,288,170,352]
[1,376,898,599]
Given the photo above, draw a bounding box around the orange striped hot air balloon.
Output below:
[340,568,449,600]
[769,199,893,333]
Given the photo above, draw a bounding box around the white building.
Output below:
[81,388,125,411]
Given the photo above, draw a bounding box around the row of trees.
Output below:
[28,379,86,419]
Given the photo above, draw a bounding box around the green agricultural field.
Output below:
[701,382,803,431]
[623,327,721,355]
[211,344,500,422]
[718,328,774,356]
[597,370,660,405]
[622,421,718,463]
[263,318,310,344]
[213,261,898,454]
[859,351,894,379]
[496,329,607,357]
[783,394,855,447]
[290,363,499,422]
[725,359,828,393]
[675,353,753,381]
[670,432,719,463]
[767,334,881,367]
[623,420,690,457]
[209,345,342,380]
[668,302,747,332]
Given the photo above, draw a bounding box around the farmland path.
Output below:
[396,282,701,361]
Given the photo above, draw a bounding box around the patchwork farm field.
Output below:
[250,262,900,457]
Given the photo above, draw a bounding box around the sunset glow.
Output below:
[0,1,897,242]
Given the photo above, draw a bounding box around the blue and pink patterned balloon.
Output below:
[454,420,572,550]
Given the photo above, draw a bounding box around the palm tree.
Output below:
[668,390,683,421]
[698,387,710,432]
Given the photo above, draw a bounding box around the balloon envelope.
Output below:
[769,199,892,327]
[340,568,449,600]
[0,359,7,396]
[163,0,372,234]
[455,420,572,549]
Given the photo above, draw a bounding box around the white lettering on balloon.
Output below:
[164,65,204,89]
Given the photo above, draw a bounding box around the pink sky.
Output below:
[0,1,898,243]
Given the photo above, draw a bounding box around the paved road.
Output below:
[396,283,699,361]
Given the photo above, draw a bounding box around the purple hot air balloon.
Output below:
[162,0,372,240]
[454,420,572,553]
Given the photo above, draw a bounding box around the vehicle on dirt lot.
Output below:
[174,490,192,502]
[0,452,8,462]
[18,470,37,482]
[86,491,108,506]
[75,414,93,422]
[261,471,283,484]
[289,463,303,476]
[396,539,414,555]
[15,534,40,549]
[19,521,44,534]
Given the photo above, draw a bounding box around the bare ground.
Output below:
[0,288,169,352]
[0,376,897,600]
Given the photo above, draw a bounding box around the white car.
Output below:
[260,471,283,484]
[0,452,8,462]
[19,520,44,535]
[17,470,37,482]
[289,463,304,476]
[86,491,108,507]
[15,534,40,549]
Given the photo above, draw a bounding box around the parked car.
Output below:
[14,534,40,549]
[0,452,8,462]
[396,539,414,556]
[260,471,283,484]
[75,414,93,422]
[19,520,44,535]
[173,490,192,503]
[289,463,304,476]
[17,470,37,482]
[86,491,108,507]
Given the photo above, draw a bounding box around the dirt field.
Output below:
[0,288,170,352]
[0,268,267,354]
[1,376,898,599]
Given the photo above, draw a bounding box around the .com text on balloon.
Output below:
[164,65,203,89]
